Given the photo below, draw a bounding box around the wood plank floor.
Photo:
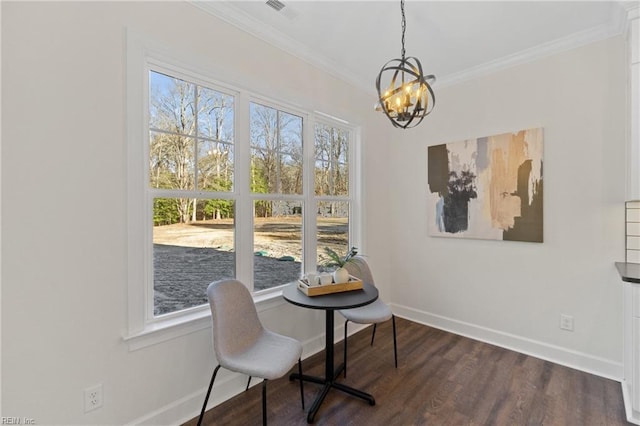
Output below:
[186,317,630,425]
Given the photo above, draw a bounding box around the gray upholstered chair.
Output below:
[197,279,304,426]
[338,256,397,377]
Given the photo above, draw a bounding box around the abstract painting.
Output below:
[427,128,543,242]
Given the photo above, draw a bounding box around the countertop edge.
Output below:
[616,262,640,284]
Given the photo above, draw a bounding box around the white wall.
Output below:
[389,36,627,378]
[1,2,392,424]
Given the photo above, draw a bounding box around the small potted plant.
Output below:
[322,246,358,284]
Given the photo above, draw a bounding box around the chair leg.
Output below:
[392,315,398,368]
[197,364,221,426]
[298,358,305,409]
[371,323,377,346]
[262,379,268,426]
[246,376,252,391]
[343,319,349,378]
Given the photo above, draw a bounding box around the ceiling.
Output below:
[193,1,628,94]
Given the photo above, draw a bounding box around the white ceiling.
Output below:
[193,1,629,94]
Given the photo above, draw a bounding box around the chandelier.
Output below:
[375,0,436,129]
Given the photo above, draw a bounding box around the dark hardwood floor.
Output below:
[187,317,630,425]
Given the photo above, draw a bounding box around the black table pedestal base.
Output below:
[282,284,379,423]
[289,310,376,423]
[290,363,375,423]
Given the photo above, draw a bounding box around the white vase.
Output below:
[333,267,350,284]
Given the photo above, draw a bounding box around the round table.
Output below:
[282,282,378,423]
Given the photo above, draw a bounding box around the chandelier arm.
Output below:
[389,67,400,94]
[384,64,421,81]
[406,56,423,77]
[378,97,401,126]
[425,82,436,111]
[399,108,421,129]
[380,69,416,89]
[378,76,422,101]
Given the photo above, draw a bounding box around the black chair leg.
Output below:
[392,315,398,368]
[246,376,252,391]
[343,319,349,378]
[262,379,268,426]
[371,323,377,346]
[298,358,305,409]
[198,364,221,426]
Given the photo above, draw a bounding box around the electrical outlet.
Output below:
[560,314,574,331]
[84,384,103,413]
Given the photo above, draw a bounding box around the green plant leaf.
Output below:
[321,246,358,268]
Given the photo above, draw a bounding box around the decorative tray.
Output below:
[297,276,363,297]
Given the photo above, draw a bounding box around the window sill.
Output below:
[123,289,287,351]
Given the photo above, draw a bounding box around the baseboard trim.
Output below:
[622,380,640,425]
[392,303,622,381]
[126,321,368,425]
[125,372,248,426]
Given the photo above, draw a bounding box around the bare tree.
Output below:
[149,72,233,223]
[314,124,349,215]
[250,104,303,201]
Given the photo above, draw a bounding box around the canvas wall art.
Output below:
[427,128,543,242]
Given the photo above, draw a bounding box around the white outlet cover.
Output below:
[560,314,574,331]
[84,384,103,413]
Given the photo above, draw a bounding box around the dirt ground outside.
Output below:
[153,217,348,315]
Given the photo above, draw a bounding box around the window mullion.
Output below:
[350,127,362,250]
[235,90,253,289]
[276,110,281,194]
[304,115,317,273]
[194,85,199,193]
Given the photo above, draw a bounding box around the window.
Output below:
[315,123,351,268]
[126,39,360,339]
[148,69,236,317]
[251,102,304,291]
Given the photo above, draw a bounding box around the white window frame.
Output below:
[248,96,308,294]
[123,30,361,350]
[146,62,239,321]
[309,117,360,268]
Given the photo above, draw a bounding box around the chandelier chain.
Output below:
[400,0,406,60]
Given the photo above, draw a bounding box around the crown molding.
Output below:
[438,16,625,89]
[191,1,627,94]
[623,1,640,19]
[190,1,370,93]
